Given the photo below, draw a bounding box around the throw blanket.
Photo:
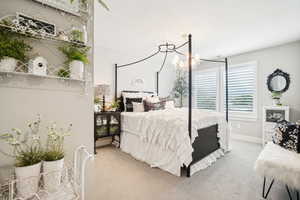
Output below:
[122,108,229,167]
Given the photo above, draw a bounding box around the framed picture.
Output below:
[32,0,81,16]
[17,13,56,36]
[266,109,285,122]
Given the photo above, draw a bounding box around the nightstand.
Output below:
[94,112,121,153]
[262,106,289,145]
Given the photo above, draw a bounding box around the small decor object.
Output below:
[17,13,56,37]
[0,115,43,199]
[70,28,84,44]
[273,120,300,153]
[28,56,48,76]
[267,69,290,105]
[95,84,110,112]
[43,122,72,193]
[172,67,188,107]
[0,29,32,72]
[59,45,89,80]
[57,31,69,41]
[271,91,282,106]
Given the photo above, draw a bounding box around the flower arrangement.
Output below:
[43,122,72,161]
[0,115,43,167]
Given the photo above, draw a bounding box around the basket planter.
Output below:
[15,162,41,199]
[69,60,84,80]
[0,57,17,72]
[43,158,64,193]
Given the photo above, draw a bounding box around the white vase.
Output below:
[69,60,84,80]
[0,57,17,72]
[15,162,41,199]
[43,158,64,193]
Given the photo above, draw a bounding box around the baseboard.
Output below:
[231,133,262,144]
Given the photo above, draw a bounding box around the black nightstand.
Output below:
[94,111,121,154]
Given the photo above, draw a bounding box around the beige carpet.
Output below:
[85,140,295,200]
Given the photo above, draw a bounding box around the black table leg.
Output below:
[262,177,274,199]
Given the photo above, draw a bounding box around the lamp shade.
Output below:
[95,84,110,96]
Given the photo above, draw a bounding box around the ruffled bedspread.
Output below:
[121,108,229,175]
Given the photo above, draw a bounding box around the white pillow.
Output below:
[145,96,160,103]
[165,101,175,109]
[132,102,145,112]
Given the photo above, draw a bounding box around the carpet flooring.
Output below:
[86,140,296,200]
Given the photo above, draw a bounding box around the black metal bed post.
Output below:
[115,64,118,101]
[225,58,229,122]
[187,34,192,177]
[156,71,159,95]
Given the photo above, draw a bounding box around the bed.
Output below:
[119,92,229,176]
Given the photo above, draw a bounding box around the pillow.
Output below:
[165,101,175,109]
[125,98,143,112]
[145,95,160,104]
[144,100,165,111]
[273,120,300,153]
[132,102,145,112]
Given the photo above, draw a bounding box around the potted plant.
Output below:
[57,67,70,78]
[43,122,72,193]
[0,29,32,72]
[70,29,84,44]
[0,115,43,199]
[59,45,89,80]
[271,91,282,106]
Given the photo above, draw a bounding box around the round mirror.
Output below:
[267,69,290,93]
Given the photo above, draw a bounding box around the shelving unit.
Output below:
[0,23,88,48]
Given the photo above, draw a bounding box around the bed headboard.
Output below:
[118,90,155,112]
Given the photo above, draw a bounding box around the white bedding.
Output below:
[121,108,229,176]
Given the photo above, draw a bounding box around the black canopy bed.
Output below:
[114,34,229,177]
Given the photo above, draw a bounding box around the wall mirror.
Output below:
[267,69,290,93]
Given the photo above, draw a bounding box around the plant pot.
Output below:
[43,158,64,193]
[273,98,281,106]
[0,57,17,72]
[28,56,48,76]
[69,60,84,80]
[15,162,41,199]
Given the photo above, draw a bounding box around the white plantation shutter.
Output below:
[224,64,256,112]
[193,70,218,110]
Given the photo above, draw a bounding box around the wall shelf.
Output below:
[0,71,85,82]
[0,23,88,48]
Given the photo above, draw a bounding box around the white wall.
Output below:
[0,0,94,172]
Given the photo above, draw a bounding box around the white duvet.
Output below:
[121,108,229,175]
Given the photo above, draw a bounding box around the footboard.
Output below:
[190,124,220,165]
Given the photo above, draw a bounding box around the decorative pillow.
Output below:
[144,100,165,111]
[273,120,300,153]
[125,98,143,112]
[132,102,144,112]
[145,95,160,103]
[165,101,175,109]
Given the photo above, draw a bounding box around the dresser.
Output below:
[263,106,290,145]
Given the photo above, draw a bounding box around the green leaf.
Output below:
[98,0,110,11]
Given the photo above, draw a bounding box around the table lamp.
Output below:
[95,84,110,112]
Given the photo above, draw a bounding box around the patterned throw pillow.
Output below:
[273,120,300,153]
[125,98,143,112]
[144,100,165,111]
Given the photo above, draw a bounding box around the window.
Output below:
[193,61,257,119]
[223,62,257,114]
[193,69,218,110]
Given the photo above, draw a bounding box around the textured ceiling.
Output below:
[94,0,300,58]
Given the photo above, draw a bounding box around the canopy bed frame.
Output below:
[114,34,229,177]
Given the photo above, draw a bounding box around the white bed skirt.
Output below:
[121,131,225,176]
